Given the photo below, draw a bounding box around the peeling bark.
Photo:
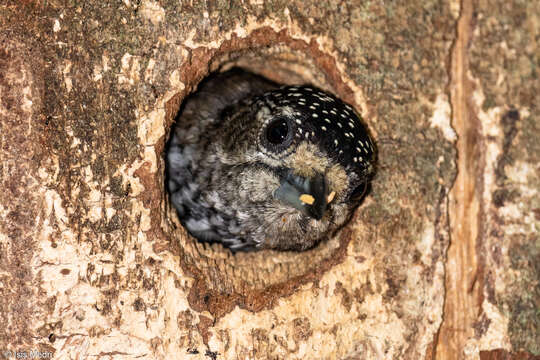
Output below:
[0,1,537,359]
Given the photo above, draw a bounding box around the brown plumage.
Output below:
[166,68,376,251]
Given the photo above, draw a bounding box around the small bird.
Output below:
[166,68,375,251]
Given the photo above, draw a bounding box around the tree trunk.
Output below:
[0,1,537,359]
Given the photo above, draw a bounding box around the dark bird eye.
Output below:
[349,181,369,201]
[265,118,289,144]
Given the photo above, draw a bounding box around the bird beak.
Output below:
[273,170,329,220]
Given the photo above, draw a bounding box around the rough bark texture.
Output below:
[0,1,537,359]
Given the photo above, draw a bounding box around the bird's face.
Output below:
[212,86,375,250]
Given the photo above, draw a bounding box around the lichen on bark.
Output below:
[1,0,537,359]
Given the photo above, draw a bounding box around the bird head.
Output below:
[210,85,376,250]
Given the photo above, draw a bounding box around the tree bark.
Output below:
[0,1,537,359]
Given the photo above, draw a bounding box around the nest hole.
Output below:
[163,42,368,313]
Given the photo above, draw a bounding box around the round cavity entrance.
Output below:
[163,39,374,316]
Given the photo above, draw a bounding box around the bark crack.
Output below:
[435,0,484,358]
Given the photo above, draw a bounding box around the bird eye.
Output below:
[265,118,290,145]
[349,181,368,201]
